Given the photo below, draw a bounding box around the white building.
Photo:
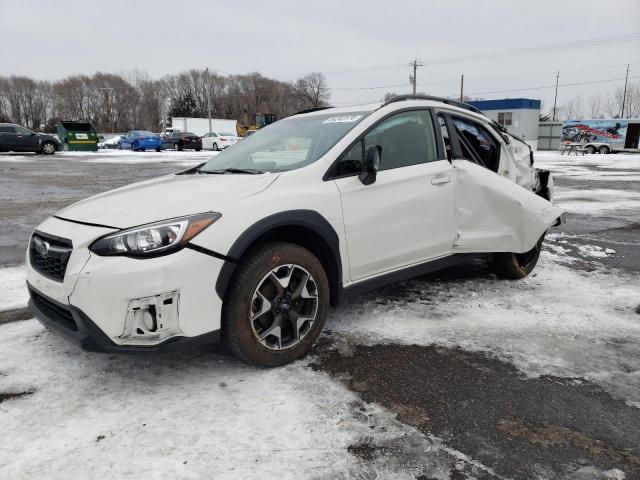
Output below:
[467,98,541,150]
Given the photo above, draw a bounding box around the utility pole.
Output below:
[205,67,212,133]
[552,70,560,122]
[408,59,424,95]
[621,63,630,118]
[459,74,464,101]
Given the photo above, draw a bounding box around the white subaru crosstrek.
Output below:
[27,95,564,366]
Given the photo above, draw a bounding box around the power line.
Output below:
[329,62,640,93]
[317,33,640,78]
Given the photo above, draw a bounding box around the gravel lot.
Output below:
[0,150,639,479]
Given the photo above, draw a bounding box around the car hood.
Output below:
[37,133,59,142]
[55,172,279,229]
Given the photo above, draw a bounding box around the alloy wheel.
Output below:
[249,264,319,350]
[42,142,55,154]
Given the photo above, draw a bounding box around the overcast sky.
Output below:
[1,0,638,113]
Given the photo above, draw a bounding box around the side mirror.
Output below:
[502,133,511,144]
[359,145,381,185]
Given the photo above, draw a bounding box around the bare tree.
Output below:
[294,72,330,108]
[588,95,602,119]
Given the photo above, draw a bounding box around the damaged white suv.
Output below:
[27,95,564,366]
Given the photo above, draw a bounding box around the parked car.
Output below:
[161,131,202,151]
[201,131,240,150]
[117,131,162,152]
[0,123,59,154]
[98,135,122,150]
[26,95,564,367]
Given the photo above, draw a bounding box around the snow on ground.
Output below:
[1,149,639,478]
[0,150,218,166]
[329,250,640,405]
[0,265,28,311]
[0,318,474,480]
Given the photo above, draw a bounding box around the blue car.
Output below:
[117,131,162,152]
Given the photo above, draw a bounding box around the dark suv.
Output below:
[0,123,60,154]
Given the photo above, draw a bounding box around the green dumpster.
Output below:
[56,121,99,151]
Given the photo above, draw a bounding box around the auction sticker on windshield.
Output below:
[322,115,362,124]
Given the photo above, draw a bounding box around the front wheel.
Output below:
[599,145,610,154]
[212,143,219,151]
[156,148,161,152]
[41,141,56,155]
[489,234,544,279]
[174,143,182,151]
[222,242,329,367]
[584,145,596,154]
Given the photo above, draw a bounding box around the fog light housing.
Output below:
[120,291,181,343]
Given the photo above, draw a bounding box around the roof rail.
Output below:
[381,94,483,115]
[294,106,333,115]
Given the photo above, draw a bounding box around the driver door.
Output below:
[333,110,456,282]
[14,126,40,151]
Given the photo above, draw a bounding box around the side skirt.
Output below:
[343,253,485,298]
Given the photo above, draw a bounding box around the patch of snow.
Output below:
[0,320,489,479]
[329,251,640,405]
[0,265,28,311]
[577,245,615,258]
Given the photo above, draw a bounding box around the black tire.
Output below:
[41,141,57,155]
[174,143,182,151]
[598,145,610,154]
[584,145,596,154]
[213,143,219,151]
[195,147,202,152]
[222,241,329,367]
[489,234,545,279]
[156,148,161,152]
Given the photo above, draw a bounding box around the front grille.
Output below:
[29,288,78,332]
[29,232,73,282]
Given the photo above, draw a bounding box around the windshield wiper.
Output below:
[200,167,264,175]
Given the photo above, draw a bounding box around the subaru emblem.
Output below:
[34,238,50,257]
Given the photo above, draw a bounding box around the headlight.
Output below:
[89,212,221,257]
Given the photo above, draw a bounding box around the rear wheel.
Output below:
[155,148,161,152]
[174,143,182,151]
[489,234,544,279]
[599,145,610,154]
[584,145,596,154]
[222,242,329,367]
[213,143,219,151]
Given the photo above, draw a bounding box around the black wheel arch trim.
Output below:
[214,210,343,307]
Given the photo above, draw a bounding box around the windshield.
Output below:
[133,131,155,137]
[199,111,369,173]
[219,132,235,137]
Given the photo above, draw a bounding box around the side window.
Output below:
[336,140,363,177]
[0,126,16,133]
[437,114,452,161]
[15,126,31,135]
[364,110,438,171]
[452,117,500,172]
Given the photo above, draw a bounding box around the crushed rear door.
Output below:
[452,159,564,254]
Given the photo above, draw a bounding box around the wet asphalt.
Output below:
[1,151,639,479]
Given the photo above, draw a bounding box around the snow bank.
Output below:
[0,265,28,311]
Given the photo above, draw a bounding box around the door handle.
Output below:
[431,176,451,185]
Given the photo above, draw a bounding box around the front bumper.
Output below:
[28,284,220,354]
[26,216,226,353]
